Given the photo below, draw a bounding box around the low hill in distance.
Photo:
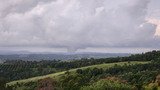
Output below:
[0,52,130,61]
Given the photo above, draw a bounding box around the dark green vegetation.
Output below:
[80,79,134,90]
[1,50,160,90]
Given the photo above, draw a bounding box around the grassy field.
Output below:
[7,61,149,85]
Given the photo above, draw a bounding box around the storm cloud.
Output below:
[0,0,160,52]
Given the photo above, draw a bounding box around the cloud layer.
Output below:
[0,0,160,52]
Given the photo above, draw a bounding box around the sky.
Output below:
[0,0,160,53]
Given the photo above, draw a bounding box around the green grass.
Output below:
[7,61,149,86]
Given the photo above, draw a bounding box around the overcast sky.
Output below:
[0,0,160,53]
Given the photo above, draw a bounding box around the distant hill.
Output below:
[0,52,130,61]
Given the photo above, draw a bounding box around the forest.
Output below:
[0,50,160,90]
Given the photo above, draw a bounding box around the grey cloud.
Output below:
[148,0,160,19]
[0,0,54,17]
[0,0,159,52]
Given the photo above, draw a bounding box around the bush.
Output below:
[81,80,134,90]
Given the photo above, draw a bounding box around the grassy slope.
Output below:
[7,61,148,85]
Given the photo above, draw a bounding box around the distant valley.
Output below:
[0,53,130,61]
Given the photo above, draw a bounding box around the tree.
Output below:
[0,77,6,90]
[76,69,83,74]
[0,77,13,90]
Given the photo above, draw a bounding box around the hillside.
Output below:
[1,50,160,90]
[8,61,148,85]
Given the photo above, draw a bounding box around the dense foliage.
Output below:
[81,80,134,90]
[58,61,160,90]
[1,50,160,82]
[11,60,160,90]
[1,50,160,90]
